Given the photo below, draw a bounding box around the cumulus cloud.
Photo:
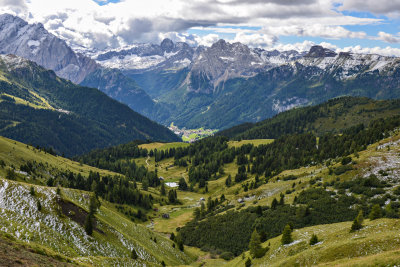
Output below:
[375,32,400,44]
[338,0,400,17]
[0,0,396,51]
[262,25,367,40]
[233,32,277,48]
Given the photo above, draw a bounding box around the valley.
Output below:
[0,8,400,267]
[168,123,218,142]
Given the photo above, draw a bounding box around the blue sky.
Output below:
[2,0,400,55]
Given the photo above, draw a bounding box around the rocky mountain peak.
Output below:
[0,14,98,83]
[211,39,228,49]
[305,45,337,58]
[160,38,174,52]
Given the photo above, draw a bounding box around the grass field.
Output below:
[139,142,189,151]
[228,139,274,147]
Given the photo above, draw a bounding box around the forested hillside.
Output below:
[0,55,179,156]
[217,97,400,140]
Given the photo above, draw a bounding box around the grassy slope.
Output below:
[218,218,400,267]
[3,128,400,265]
[0,137,193,266]
[132,130,400,266]
[187,131,400,266]
[0,136,116,179]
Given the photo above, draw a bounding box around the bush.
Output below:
[245,258,252,267]
[220,251,234,261]
[333,165,353,175]
[341,156,352,165]
[309,234,319,245]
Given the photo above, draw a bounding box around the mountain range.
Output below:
[90,33,400,129]
[1,13,400,132]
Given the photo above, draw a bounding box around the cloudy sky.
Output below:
[1,0,400,55]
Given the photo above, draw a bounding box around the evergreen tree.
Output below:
[245,257,252,267]
[168,189,177,204]
[131,249,138,259]
[279,193,285,205]
[385,203,397,218]
[30,186,35,196]
[351,210,364,231]
[170,232,175,241]
[160,182,166,196]
[369,204,382,220]
[309,234,319,245]
[89,194,101,215]
[281,224,293,245]
[178,178,188,191]
[225,175,232,187]
[84,214,93,235]
[249,229,265,258]
[271,198,278,210]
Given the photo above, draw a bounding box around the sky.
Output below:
[1,0,400,56]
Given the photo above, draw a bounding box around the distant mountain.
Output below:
[0,54,179,156]
[10,12,396,131]
[0,13,161,116]
[217,96,400,139]
[92,38,400,130]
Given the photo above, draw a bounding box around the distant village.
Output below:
[168,123,217,143]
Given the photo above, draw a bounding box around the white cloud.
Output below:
[195,34,221,47]
[0,0,396,51]
[273,40,400,57]
[375,31,400,44]
[262,24,367,40]
[233,32,277,48]
[339,45,400,57]
[338,0,400,17]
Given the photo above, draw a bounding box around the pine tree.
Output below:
[245,257,252,267]
[279,193,284,205]
[225,175,232,187]
[309,234,319,245]
[160,182,166,196]
[249,229,265,258]
[30,186,35,196]
[281,224,293,245]
[385,203,397,218]
[131,249,138,259]
[84,214,93,235]
[37,201,42,211]
[351,210,364,231]
[369,204,382,220]
[271,198,278,210]
[89,194,100,215]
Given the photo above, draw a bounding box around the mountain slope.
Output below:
[217,97,400,139]
[0,13,161,116]
[227,218,400,267]
[0,136,192,266]
[93,38,400,130]
[0,54,179,156]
